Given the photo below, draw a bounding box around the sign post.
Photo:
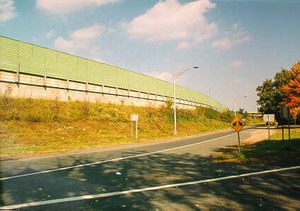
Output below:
[130,114,139,139]
[230,116,245,154]
[282,107,291,141]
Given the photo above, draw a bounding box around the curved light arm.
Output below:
[174,66,199,79]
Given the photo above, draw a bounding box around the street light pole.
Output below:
[173,66,199,135]
[234,96,247,117]
[173,76,177,135]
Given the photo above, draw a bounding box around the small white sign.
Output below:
[130,114,139,139]
[130,114,139,121]
[263,114,275,122]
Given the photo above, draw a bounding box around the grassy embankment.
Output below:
[0,95,234,157]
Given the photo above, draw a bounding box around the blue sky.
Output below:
[1,0,299,112]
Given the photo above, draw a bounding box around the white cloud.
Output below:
[36,0,119,15]
[45,30,56,39]
[0,0,17,22]
[230,59,245,67]
[233,79,243,84]
[212,23,251,50]
[53,24,103,55]
[145,71,173,82]
[125,0,217,49]
[177,41,192,50]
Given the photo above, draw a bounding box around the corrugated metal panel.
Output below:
[77,58,88,82]
[62,53,77,81]
[0,37,19,71]
[88,60,102,85]
[120,69,129,89]
[159,80,170,96]
[137,74,148,92]
[56,52,70,80]
[45,49,58,77]
[114,68,124,88]
[31,46,45,75]
[102,64,117,87]
[126,71,139,91]
[147,76,155,94]
[18,42,32,73]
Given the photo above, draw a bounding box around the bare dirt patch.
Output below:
[242,128,275,145]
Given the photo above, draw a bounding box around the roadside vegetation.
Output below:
[0,95,234,157]
[212,128,300,163]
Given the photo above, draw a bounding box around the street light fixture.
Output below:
[173,66,199,135]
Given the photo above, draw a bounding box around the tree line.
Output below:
[256,61,300,123]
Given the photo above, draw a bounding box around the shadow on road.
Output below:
[1,143,299,210]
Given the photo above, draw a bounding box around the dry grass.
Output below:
[0,96,232,157]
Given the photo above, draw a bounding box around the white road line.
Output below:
[1,165,299,210]
[1,133,235,181]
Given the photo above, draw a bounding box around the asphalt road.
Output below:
[1,128,299,210]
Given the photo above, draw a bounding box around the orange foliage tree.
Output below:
[280,61,300,117]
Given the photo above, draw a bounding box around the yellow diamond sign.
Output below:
[230,116,245,132]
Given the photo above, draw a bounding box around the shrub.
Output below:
[220,110,234,123]
[25,114,42,122]
[195,106,206,117]
[49,99,63,121]
[164,98,173,109]
[177,110,198,122]
[80,101,91,119]
[204,107,220,119]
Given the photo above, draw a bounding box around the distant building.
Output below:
[247,112,263,119]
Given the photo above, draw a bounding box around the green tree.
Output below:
[256,79,278,114]
[256,69,289,114]
[237,108,248,119]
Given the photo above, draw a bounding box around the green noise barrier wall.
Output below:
[0,36,226,111]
